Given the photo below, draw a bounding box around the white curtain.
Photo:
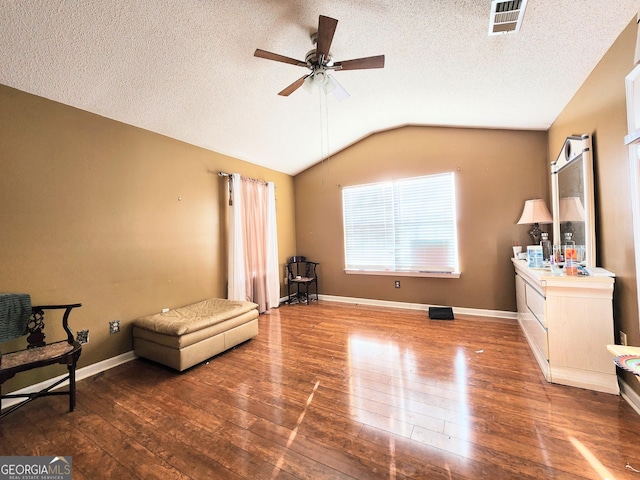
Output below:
[265,181,280,308]
[227,173,280,312]
[228,173,246,302]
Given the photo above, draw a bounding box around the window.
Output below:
[342,172,459,276]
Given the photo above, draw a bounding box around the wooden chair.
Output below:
[1,303,82,419]
[286,256,319,305]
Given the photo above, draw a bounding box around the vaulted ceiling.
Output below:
[1,1,639,175]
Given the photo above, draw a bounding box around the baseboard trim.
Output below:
[318,294,517,320]
[1,350,137,411]
[619,377,640,416]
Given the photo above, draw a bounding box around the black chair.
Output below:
[286,256,319,305]
[1,303,82,419]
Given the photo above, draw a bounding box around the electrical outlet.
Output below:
[395,280,401,288]
[109,320,120,334]
[77,330,89,344]
[620,330,628,346]
[162,308,169,313]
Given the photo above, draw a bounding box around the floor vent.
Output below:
[489,0,528,35]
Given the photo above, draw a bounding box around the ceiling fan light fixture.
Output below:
[313,68,329,87]
[323,77,336,94]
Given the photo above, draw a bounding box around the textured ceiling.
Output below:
[1,1,639,175]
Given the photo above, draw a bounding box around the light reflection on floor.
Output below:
[569,436,616,479]
[347,335,472,458]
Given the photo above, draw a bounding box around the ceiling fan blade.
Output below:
[334,55,385,71]
[328,75,350,101]
[254,49,307,67]
[278,74,311,96]
[316,15,338,61]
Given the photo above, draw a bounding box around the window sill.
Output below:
[344,270,461,279]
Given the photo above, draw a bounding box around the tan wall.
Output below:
[293,125,548,311]
[549,19,640,390]
[0,84,296,392]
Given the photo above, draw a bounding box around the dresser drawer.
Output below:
[525,282,546,328]
[521,305,549,362]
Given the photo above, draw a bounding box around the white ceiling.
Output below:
[1,1,639,175]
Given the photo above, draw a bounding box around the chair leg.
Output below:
[68,361,77,412]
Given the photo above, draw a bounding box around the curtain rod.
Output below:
[217,171,271,186]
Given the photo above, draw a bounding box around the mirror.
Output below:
[551,134,596,267]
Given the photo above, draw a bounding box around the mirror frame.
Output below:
[550,134,596,268]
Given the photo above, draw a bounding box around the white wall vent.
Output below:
[489,0,528,35]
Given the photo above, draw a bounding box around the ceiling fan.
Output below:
[254,15,385,99]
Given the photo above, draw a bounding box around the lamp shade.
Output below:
[517,199,553,225]
[559,196,585,222]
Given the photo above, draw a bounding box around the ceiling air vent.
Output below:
[488,0,528,35]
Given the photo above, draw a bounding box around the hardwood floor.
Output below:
[2,301,640,479]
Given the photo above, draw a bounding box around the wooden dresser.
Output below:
[512,258,619,394]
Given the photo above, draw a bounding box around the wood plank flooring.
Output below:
[2,301,640,479]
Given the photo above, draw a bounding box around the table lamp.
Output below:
[517,199,553,244]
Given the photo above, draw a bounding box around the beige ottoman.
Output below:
[132,298,259,371]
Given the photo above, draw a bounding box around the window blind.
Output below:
[342,172,459,274]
